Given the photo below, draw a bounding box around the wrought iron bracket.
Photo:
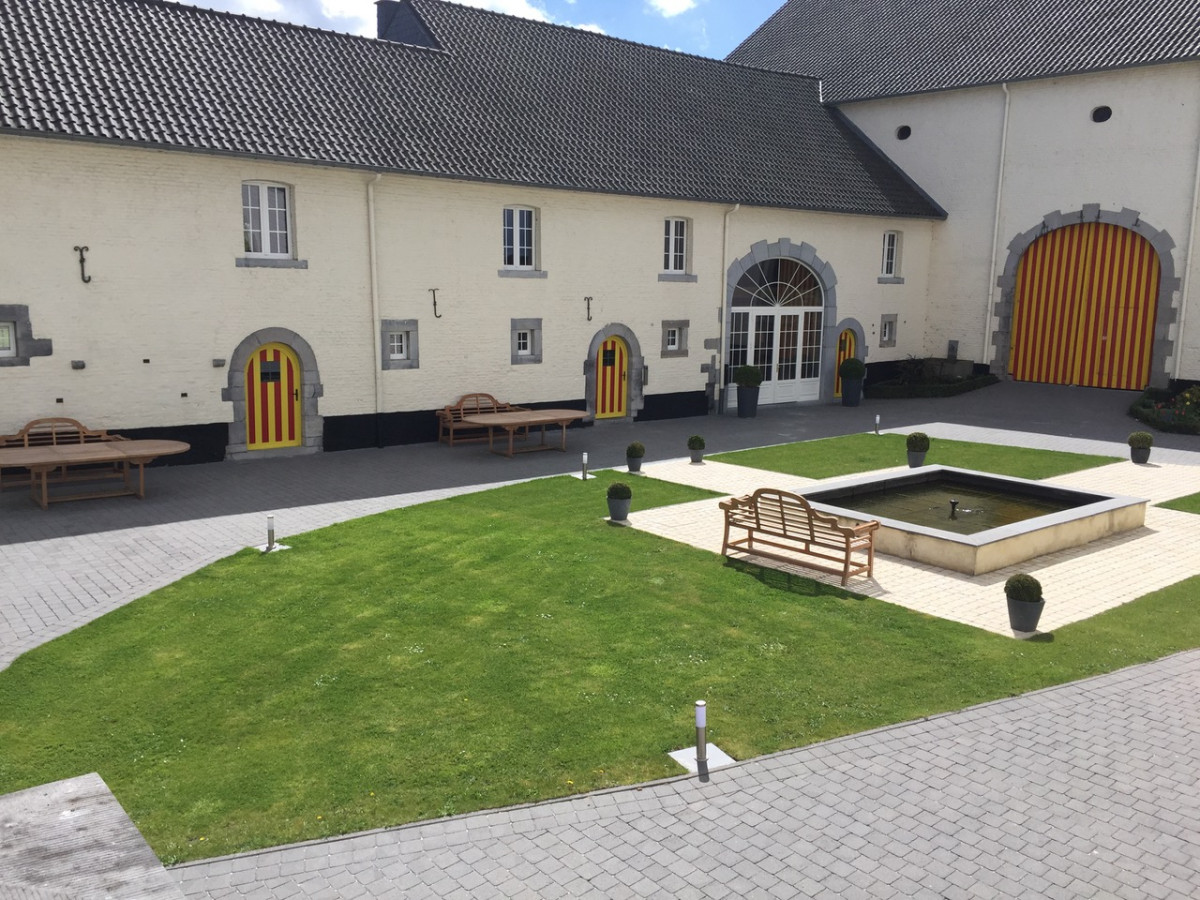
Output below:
[430,288,442,318]
[73,245,91,283]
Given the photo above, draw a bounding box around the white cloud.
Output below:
[647,0,696,17]
[572,22,607,34]
[454,0,551,21]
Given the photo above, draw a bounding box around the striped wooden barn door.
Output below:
[595,335,628,419]
[834,328,857,398]
[1009,223,1159,390]
[245,342,302,450]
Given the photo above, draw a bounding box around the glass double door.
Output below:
[734,310,822,404]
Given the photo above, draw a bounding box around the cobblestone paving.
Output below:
[172,651,1200,898]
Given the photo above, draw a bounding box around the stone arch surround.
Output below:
[724,238,841,404]
[584,324,644,420]
[222,327,325,458]
[992,206,1179,389]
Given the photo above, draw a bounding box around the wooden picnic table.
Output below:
[0,439,190,509]
[462,409,587,457]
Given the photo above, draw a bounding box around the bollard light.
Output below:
[695,700,707,764]
[266,514,275,552]
[874,414,880,435]
[581,451,589,481]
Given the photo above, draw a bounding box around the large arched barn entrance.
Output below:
[1008,222,1160,390]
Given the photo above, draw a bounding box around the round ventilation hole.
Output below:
[896,125,912,140]
[1091,105,1113,123]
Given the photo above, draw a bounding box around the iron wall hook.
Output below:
[73,245,91,283]
[430,288,442,318]
[585,296,592,322]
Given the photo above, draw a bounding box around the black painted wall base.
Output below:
[117,423,227,465]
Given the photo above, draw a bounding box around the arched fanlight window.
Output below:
[731,258,823,307]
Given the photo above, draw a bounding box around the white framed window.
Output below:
[388,331,409,360]
[881,231,902,278]
[242,182,293,257]
[511,318,543,364]
[879,314,897,348]
[502,206,536,269]
[381,319,419,370]
[664,218,688,273]
[660,319,689,358]
[0,321,14,358]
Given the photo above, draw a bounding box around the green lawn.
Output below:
[1,440,1194,866]
[1160,491,1200,515]
[711,432,1118,480]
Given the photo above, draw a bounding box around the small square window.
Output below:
[381,319,419,370]
[511,318,543,364]
[879,314,898,348]
[660,319,689,358]
[0,322,15,358]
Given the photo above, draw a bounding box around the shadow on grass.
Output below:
[723,557,856,599]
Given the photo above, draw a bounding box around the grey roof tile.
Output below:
[728,0,1200,103]
[0,0,943,218]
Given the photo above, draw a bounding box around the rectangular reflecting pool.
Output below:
[804,466,1147,575]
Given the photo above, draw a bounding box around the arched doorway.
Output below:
[726,253,826,405]
[583,325,644,420]
[994,208,1178,390]
[834,328,858,398]
[595,335,629,419]
[1009,222,1159,389]
[223,327,324,458]
[245,342,302,450]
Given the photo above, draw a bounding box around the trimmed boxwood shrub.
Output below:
[1004,573,1043,603]
[607,481,632,500]
[626,441,645,458]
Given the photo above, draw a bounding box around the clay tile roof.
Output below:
[0,0,945,218]
[728,0,1200,104]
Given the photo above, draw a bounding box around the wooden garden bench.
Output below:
[437,393,528,446]
[720,487,880,586]
[0,417,128,492]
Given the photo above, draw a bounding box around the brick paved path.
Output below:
[172,650,1200,899]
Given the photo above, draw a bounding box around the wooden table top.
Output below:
[0,439,191,467]
[462,409,586,428]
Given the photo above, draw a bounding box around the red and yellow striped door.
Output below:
[245,342,302,450]
[834,329,857,398]
[596,336,628,419]
[1009,223,1159,390]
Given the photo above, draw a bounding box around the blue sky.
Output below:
[167,0,783,58]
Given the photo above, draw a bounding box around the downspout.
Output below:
[367,173,383,444]
[982,83,1011,366]
[719,203,741,412]
[1175,114,1200,381]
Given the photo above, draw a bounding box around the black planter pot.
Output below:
[736,385,760,418]
[907,450,927,468]
[689,450,704,464]
[1131,447,1151,464]
[627,456,643,473]
[607,498,632,522]
[841,377,864,407]
[1006,596,1045,632]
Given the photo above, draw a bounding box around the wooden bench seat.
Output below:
[720,487,880,586]
[436,393,528,447]
[0,417,128,492]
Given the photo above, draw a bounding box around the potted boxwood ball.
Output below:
[606,481,632,522]
[1128,430,1153,464]
[687,434,705,464]
[1004,572,1044,633]
[626,441,645,473]
[838,357,866,407]
[906,431,930,467]
[732,364,764,418]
